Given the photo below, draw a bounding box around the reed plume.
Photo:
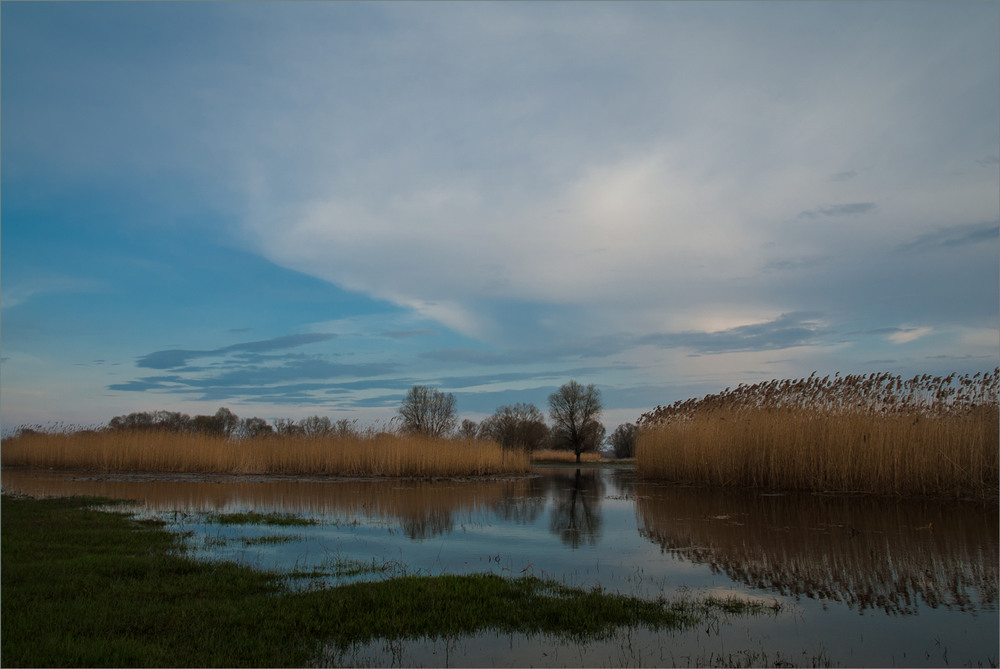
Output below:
[0,429,529,477]
[636,369,999,499]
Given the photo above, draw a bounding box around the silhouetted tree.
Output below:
[190,408,239,437]
[299,415,332,437]
[549,381,603,464]
[273,418,303,437]
[335,418,359,437]
[109,410,191,432]
[239,416,274,439]
[458,419,480,440]
[479,403,549,451]
[398,386,457,438]
[608,422,637,459]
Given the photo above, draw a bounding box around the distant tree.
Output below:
[214,407,239,438]
[479,403,550,451]
[398,386,457,438]
[239,417,274,439]
[548,381,604,464]
[190,408,239,437]
[109,411,154,431]
[152,410,192,433]
[273,418,303,437]
[190,414,223,436]
[109,410,191,433]
[299,415,333,437]
[608,423,637,459]
[458,419,480,440]
[335,419,359,437]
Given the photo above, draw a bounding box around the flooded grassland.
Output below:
[2,466,996,667]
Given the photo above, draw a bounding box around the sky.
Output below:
[2,1,998,435]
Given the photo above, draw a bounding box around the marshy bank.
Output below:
[637,369,999,500]
[3,466,995,667]
[1,493,778,668]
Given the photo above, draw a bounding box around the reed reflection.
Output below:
[635,482,998,614]
[0,469,537,541]
[548,468,605,548]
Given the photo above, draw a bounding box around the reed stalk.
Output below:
[0,430,529,477]
[636,369,999,499]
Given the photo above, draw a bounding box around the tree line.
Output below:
[395,380,635,461]
[102,380,637,460]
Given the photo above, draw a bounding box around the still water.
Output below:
[3,466,997,667]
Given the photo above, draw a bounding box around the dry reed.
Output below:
[0,430,530,477]
[636,369,1000,499]
[530,449,603,464]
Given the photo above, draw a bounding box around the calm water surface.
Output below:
[3,466,996,667]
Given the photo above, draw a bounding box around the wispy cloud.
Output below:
[381,329,439,339]
[638,313,830,354]
[895,221,999,253]
[797,202,877,219]
[885,326,933,344]
[136,334,337,369]
[1,276,105,309]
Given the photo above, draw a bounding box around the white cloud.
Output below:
[886,326,934,345]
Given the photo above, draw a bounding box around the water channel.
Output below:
[3,466,997,667]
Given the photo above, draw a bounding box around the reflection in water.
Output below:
[3,466,997,667]
[635,482,998,614]
[4,468,997,614]
[548,468,605,547]
[0,468,537,541]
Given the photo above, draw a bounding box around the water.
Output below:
[3,466,996,667]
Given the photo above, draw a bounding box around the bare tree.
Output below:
[398,386,457,438]
[238,416,274,439]
[549,381,603,464]
[458,419,480,440]
[479,403,549,451]
[608,422,637,459]
[299,415,332,437]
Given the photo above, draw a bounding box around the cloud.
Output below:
[885,326,934,344]
[895,220,999,253]
[1,276,105,310]
[381,329,439,339]
[796,202,877,219]
[638,313,831,354]
[136,333,337,369]
[830,170,857,182]
[111,356,397,403]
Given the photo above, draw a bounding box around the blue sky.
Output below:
[3,1,998,434]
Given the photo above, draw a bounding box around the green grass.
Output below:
[206,511,318,526]
[2,494,777,667]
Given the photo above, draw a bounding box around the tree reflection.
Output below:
[490,477,549,525]
[548,468,605,548]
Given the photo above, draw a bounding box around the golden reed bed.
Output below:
[0,430,530,477]
[636,370,999,500]
[529,449,603,464]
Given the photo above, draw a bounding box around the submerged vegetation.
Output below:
[637,369,1000,499]
[1,494,776,667]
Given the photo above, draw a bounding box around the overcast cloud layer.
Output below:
[2,2,998,432]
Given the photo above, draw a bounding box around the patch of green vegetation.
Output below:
[2,494,778,667]
[315,555,407,579]
[206,511,318,526]
[240,534,303,546]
